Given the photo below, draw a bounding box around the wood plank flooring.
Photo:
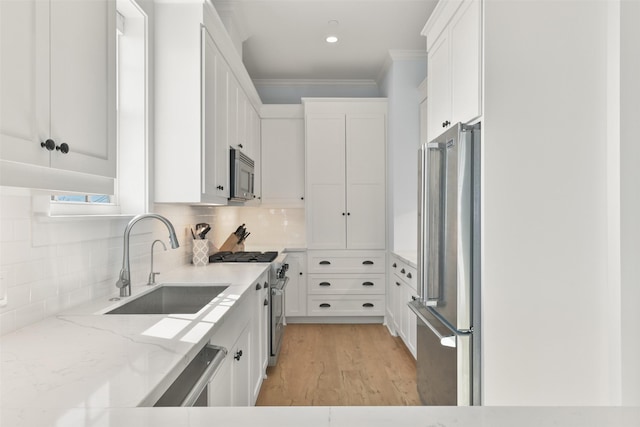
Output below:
[256,324,421,406]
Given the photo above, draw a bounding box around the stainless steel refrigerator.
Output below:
[408,122,481,406]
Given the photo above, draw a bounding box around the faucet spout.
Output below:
[117,213,180,297]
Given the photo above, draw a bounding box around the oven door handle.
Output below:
[271,276,289,295]
[180,345,227,407]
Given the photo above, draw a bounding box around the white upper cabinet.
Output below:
[424,0,481,141]
[155,2,229,204]
[261,106,305,207]
[304,100,387,250]
[0,0,116,191]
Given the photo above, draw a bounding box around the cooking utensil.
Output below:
[199,225,211,239]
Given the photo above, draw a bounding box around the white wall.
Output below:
[254,80,380,104]
[207,206,306,250]
[619,0,640,406]
[482,0,611,405]
[379,56,427,252]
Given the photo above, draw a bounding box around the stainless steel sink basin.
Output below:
[105,285,229,315]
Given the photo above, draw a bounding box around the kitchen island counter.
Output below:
[0,262,271,411]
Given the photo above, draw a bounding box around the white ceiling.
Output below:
[218,0,438,81]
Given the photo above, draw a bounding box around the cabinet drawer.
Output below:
[307,274,385,295]
[307,295,385,316]
[307,250,385,274]
[390,257,417,291]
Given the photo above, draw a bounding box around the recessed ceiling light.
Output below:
[326,35,339,43]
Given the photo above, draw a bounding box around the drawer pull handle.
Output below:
[319,303,331,308]
[255,283,262,290]
[319,260,331,265]
[319,282,331,287]
[362,281,374,287]
[362,260,374,265]
[363,303,374,308]
[400,268,406,274]
[406,272,412,279]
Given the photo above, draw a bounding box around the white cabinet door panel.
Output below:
[306,114,346,249]
[450,0,481,124]
[49,0,115,178]
[0,0,49,167]
[347,183,386,249]
[261,118,305,205]
[427,32,451,141]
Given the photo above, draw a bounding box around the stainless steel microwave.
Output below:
[229,147,255,202]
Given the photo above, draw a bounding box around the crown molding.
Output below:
[377,49,427,85]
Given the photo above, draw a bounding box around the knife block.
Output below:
[219,233,245,252]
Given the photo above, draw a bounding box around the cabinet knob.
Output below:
[264,298,269,306]
[442,120,451,127]
[41,139,55,151]
[406,272,412,279]
[299,272,303,276]
[301,196,304,200]
[255,283,262,290]
[401,268,406,274]
[392,263,397,268]
[234,350,243,361]
[396,282,401,287]
[55,143,69,154]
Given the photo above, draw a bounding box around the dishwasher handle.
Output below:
[180,345,227,407]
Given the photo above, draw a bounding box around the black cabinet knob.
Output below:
[55,143,69,154]
[396,282,401,287]
[41,139,55,151]
[392,263,397,268]
[342,212,346,216]
[347,212,351,216]
[299,272,303,276]
[238,143,243,149]
[234,350,243,361]
[406,272,412,279]
[255,283,262,290]
[300,196,304,200]
[401,268,406,274]
[264,298,268,306]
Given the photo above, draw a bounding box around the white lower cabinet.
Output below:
[388,254,418,358]
[306,250,385,318]
[284,251,307,317]
[250,272,269,405]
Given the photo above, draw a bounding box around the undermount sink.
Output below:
[105,284,229,315]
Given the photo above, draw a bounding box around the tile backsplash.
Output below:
[0,188,305,335]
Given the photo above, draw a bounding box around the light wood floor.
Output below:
[256,324,421,406]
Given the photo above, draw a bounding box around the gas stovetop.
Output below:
[208,251,278,263]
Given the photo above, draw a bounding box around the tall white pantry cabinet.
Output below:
[303,99,387,318]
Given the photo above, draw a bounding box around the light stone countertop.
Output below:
[1,259,639,427]
[392,250,418,268]
[0,262,271,412]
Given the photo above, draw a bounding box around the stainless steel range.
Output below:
[268,257,289,366]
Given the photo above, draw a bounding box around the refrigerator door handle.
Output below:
[408,301,456,348]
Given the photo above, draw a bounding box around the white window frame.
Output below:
[48,0,149,218]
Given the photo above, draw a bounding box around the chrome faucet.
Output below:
[147,239,167,286]
[116,214,180,297]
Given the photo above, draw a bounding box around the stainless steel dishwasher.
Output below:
[154,344,227,407]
